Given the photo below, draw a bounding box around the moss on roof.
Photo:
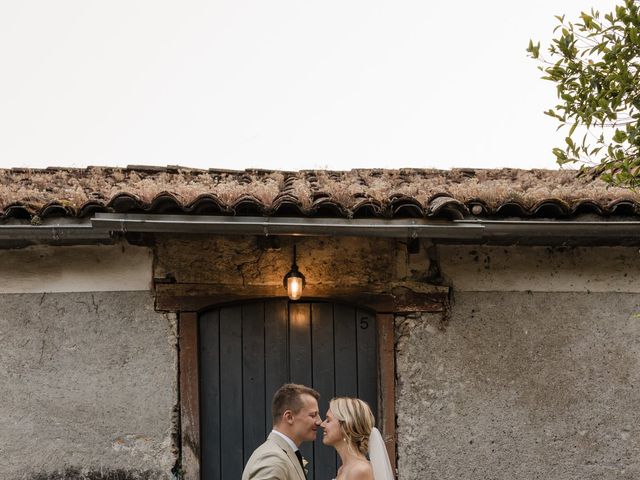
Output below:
[0,166,636,216]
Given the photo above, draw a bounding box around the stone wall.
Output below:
[154,234,409,286]
[0,291,177,480]
[395,245,640,479]
[4,238,640,480]
[0,243,176,480]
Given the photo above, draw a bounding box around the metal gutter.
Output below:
[90,213,486,239]
[89,213,640,243]
[2,213,640,244]
[462,219,640,241]
[0,222,110,242]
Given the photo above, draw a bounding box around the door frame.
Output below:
[166,286,449,480]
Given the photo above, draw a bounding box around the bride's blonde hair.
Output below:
[329,397,375,455]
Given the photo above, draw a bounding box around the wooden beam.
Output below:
[156,282,448,314]
[377,312,397,472]
[179,312,200,480]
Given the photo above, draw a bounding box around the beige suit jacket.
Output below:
[242,432,307,480]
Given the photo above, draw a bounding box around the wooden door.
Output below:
[198,299,378,480]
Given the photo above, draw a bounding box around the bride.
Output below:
[320,397,395,480]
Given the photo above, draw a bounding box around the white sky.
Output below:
[0,1,619,171]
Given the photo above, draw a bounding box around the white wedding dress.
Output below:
[330,428,394,480]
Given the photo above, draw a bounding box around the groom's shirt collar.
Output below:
[271,429,298,452]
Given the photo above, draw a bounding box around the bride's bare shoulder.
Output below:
[345,460,373,480]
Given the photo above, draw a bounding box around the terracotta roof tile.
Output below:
[1,165,639,220]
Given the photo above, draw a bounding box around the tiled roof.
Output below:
[1,166,639,221]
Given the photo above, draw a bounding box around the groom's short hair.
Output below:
[272,383,320,424]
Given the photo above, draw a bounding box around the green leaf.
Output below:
[526,39,540,58]
[613,129,627,143]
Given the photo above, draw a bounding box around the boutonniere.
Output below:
[302,458,308,475]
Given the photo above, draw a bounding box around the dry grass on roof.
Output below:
[1,167,640,212]
[312,168,640,209]
[442,169,639,208]
[0,167,288,208]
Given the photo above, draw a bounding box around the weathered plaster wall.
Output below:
[0,291,177,480]
[0,244,152,294]
[7,238,637,479]
[439,245,640,292]
[395,245,640,479]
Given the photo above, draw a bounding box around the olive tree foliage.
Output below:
[527,0,640,187]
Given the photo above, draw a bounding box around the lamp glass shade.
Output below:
[287,276,304,300]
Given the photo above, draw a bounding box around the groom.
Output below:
[242,383,322,480]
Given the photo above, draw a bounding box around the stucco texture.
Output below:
[396,292,640,479]
[0,291,177,480]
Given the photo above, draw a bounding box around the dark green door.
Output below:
[199,299,378,480]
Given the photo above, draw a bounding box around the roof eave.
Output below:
[1,214,640,247]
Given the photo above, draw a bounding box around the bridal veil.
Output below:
[369,427,394,480]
